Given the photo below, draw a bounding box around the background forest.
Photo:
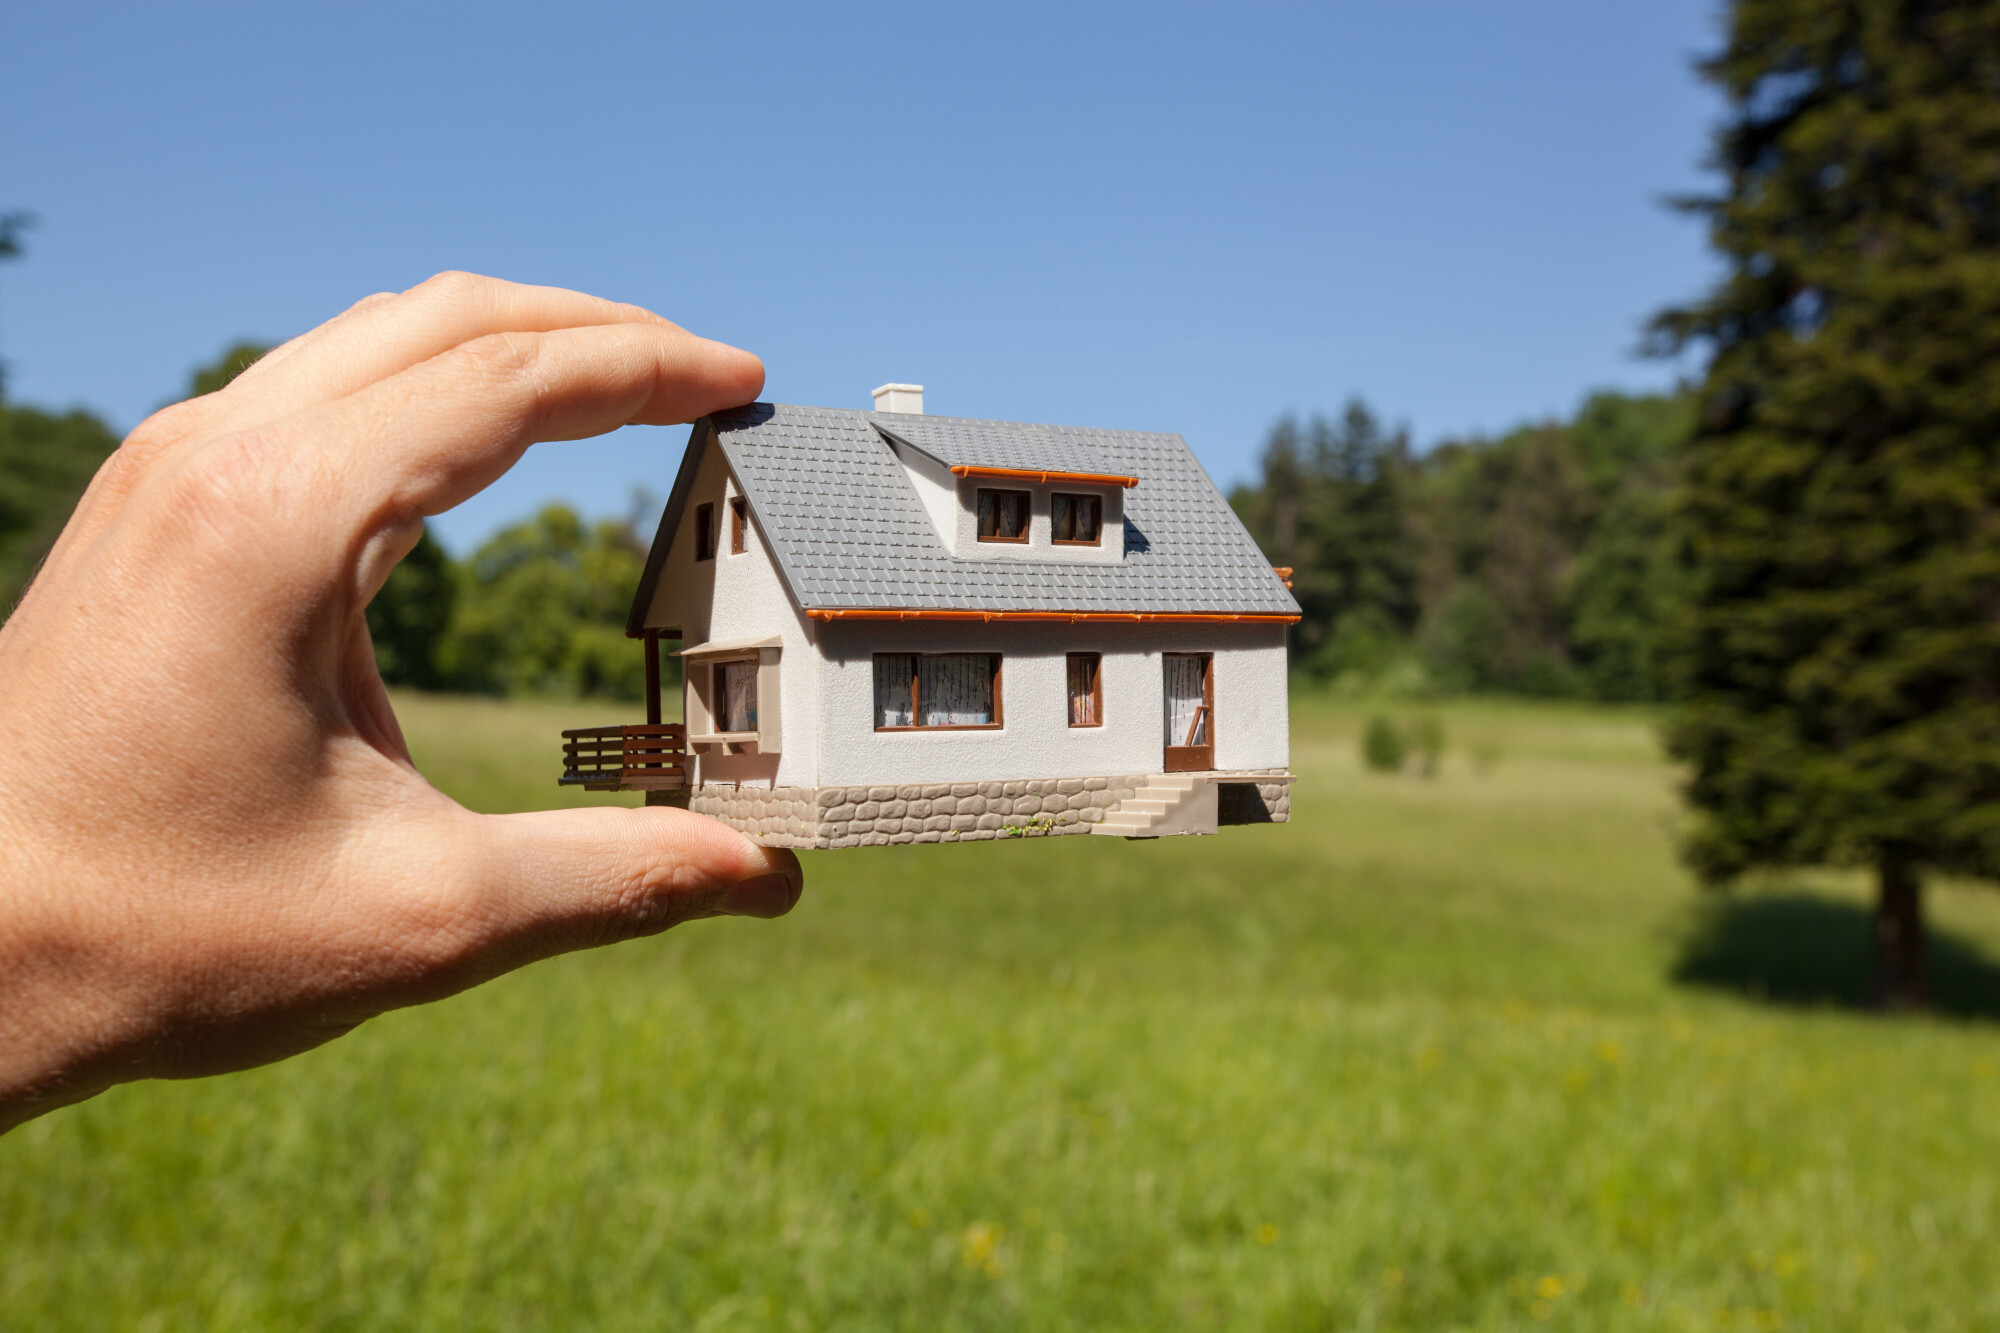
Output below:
[1229,391,1690,701]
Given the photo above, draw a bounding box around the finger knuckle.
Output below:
[453,329,542,379]
[343,290,398,316]
[411,269,494,305]
[118,401,206,467]
[447,332,550,429]
[593,855,717,946]
[145,430,295,554]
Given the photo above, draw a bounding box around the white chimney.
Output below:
[871,383,924,415]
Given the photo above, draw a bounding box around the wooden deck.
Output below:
[559,723,687,791]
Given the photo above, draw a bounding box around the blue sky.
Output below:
[3,1,1723,553]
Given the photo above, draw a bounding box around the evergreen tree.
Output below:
[1655,0,2000,1008]
[1566,393,1696,702]
[1232,400,1418,677]
[1412,423,1594,696]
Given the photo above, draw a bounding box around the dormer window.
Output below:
[874,420,1133,564]
[976,489,1030,543]
[1051,493,1102,545]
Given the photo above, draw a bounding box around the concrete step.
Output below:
[1094,774,1220,838]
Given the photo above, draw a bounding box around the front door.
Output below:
[1163,653,1213,772]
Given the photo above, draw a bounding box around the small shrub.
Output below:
[1362,714,1408,773]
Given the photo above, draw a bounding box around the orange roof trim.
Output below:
[807,609,1299,625]
[949,465,1140,489]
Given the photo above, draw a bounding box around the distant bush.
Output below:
[1362,713,1446,777]
[1361,714,1407,773]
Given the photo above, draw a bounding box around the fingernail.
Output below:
[720,872,801,919]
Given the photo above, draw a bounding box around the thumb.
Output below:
[471,805,804,961]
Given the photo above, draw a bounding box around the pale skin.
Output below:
[0,273,804,1133]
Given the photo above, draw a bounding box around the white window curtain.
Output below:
[719,661,759,732]
[1052,494,1101,543]
[1067,654,1099,725]
[977,490,1028,541]
[919,655,995,726]
[1164,655,1207,746]
[874,655,915,728]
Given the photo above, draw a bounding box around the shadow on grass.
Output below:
[1672,893,2000,1020]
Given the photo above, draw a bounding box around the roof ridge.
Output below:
[727,400,1182,441]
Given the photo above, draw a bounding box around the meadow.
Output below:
[6,691,2000,1331]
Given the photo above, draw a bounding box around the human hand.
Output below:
[0,273,803,1132]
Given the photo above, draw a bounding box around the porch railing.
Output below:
[559,723,688,791]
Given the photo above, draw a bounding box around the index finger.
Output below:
[139,319,762,591]
[198,272,687,439]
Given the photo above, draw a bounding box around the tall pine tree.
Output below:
[1231,401,1418,677]
[1656,0,2000,1008]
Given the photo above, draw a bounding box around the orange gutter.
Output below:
[948,465,1140,489]
[808,609,1299,625]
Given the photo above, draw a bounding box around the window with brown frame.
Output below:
[1052,493,1102,545]
[975,489,1030,543]
[873,653,1002,729]
[730,496,748,554]
[716,659,758,731]
[694,502,716,561]
[1067,652,1102,726]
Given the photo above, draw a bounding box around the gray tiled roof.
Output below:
[872,412,1122,477]
[638,402,1299,621]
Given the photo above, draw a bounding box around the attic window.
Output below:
[730,497,748,554]
[874,654,1002,729]
[1051,493,1102,545]
[694,503,716,561]
[975,490,1030,543]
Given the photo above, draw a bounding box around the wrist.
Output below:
[0,837,134,1132]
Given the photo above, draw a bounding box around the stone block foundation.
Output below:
[651,770,1291,849]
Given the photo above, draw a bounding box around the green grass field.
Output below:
[8,691,2000,1330]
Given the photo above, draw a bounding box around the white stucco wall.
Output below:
[886,437,960,549]
[811,620,1288,787]
[641,436,820,789]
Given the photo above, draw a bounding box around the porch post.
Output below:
[644,632,662,727]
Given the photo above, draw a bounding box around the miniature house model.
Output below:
[559,384,1298,847]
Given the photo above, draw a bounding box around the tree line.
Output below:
[368,505,659,700]
[1229,389,1692,702]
